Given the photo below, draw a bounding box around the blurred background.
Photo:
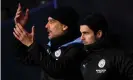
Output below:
[1,0,53,21]
[1,0,133,80]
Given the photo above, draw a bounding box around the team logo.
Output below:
[55,49,61,57]
[96,59,106,73]
[98,59,106,68]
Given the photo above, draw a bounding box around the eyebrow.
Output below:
[81,31,89,34]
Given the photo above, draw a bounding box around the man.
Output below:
[13,4,86,80]
[79,13,133,80]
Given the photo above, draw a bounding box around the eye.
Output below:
[83,32,89,34]
[49,19,56,24]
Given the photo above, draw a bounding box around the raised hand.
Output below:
[13,23,35,47]
[14,3,29,27]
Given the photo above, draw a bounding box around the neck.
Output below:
[50,32,78,50]
[84,38,107,51]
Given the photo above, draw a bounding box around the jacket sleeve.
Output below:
[28,42,86,78]
[116,56,133,80]
[16,41,43,65]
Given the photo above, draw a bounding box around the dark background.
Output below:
[2,0,133,80]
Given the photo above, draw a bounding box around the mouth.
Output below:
[47,30,52,36]
[82,41,86,44]
[47,29,52,33]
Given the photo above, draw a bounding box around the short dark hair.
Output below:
[80,13,108,38]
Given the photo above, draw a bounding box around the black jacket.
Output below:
[17,36,87,80]
[81,39,133,80]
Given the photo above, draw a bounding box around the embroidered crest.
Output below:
[98,59,106,68]
[55,49,61,57]
[96,59,106,73]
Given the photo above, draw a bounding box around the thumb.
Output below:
[31,25,35,36]
[25,8,29,16]
[24,8,29,19]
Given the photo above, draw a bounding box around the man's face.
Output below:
[45,17,67,39]
[80,25,97,45]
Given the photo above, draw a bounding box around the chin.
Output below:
[48,36,52,39]
[83,42,91,45]
[48,36,57,40]
[48,35,61,40]
[84,44,88,45]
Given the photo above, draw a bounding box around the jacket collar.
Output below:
[48,37,82,48]
[84,38,107,53]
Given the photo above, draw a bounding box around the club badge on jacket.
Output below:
[55,49,61,58]
[96,59,106,73]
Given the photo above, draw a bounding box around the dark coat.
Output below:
[17,37,87,80]
[81,39,133,80]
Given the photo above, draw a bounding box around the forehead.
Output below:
[80,25,92,32]
[48,17,61,23]
[48,17,55,20]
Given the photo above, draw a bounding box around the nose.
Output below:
[45,22,49,28]
[80,35,85,41]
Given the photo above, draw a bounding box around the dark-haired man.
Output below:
[80,13,133,80]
